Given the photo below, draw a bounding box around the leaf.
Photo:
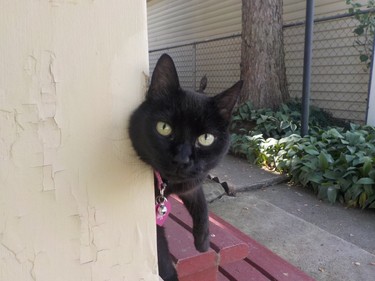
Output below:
[347,146,357,154]
[338,178,351,192]
[353,26,365,35]
[356,177,375,185]
[345,154,356,163]
[361,159,372,176]
[308,173,323,184]
[359,192,367,208]
[340,139,349,145]
[319,152,332,170]
[366,194,375,207]
[369,169,375,179]
[231,115,243,122]
[305,148,320,156]
[327,128,344,139]
[324,170,340,180]
[290,123,298,132]
[350,123,360,130]
[353,155,367,166]
[327,186,339,203]
[360,54,369,62]
[353,184,364,199]
[345,131,361,145]
[303,160,318,170]
[280,120,290,130]
[364,185,374,196]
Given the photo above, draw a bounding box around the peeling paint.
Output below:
[24,56,37,77]
[40,51,57,119]
[0,110,17,162]
[49,0,79,7]
[1,1,157,280]
[39,118,61,144]
[42,165,55,191]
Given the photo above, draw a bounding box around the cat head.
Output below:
[129,54,242,184]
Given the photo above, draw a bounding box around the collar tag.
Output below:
[154,171,171,226]
[155,199,171,226]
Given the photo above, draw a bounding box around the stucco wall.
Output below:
[0,1,158,280]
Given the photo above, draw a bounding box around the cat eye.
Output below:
[197,133,215,146]
[156,121,172,136]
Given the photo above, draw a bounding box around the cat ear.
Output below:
[213,80,243,121]
[147,54,180,99]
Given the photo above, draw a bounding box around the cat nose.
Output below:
[173,144,192,164]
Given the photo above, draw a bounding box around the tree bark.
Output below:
[240,0,289,109]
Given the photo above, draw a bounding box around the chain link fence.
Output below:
[284,14,370,124]
[149,13,371,124]
[149,35,242,95]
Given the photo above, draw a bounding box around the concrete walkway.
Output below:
[203,155,375,281]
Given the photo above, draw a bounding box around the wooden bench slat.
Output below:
[169,196,249,265]
[165,196,315,281]
[219,260,271,281]
[179,266,218,281]
[217,271,230,281]
[164,217,217,278]
[209,212,316,281]
[209,220,249,265]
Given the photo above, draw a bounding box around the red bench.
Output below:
[164,196,316,281]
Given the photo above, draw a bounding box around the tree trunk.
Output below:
[240,0,289,109]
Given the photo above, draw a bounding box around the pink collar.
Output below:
[154,170,166,193]
[154,171,171,226]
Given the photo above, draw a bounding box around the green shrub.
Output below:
[231,102,375,209]
[231,100,348,138]
[346,0,375,67]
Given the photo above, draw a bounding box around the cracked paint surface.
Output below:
[0,1,157,280]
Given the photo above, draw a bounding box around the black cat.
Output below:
[128,54,242,281]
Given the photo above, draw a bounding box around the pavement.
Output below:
[203,154,375,281]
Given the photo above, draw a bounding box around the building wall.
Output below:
[283,0,367,23]
[0,1,158,280]
[148,0,370,123]
[148,0,365,50]
[148,0,241,50]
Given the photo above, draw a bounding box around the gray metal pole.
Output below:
[301,0,315,136]
[365,30,375,124]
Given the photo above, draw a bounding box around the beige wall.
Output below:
[0,1,158,280]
